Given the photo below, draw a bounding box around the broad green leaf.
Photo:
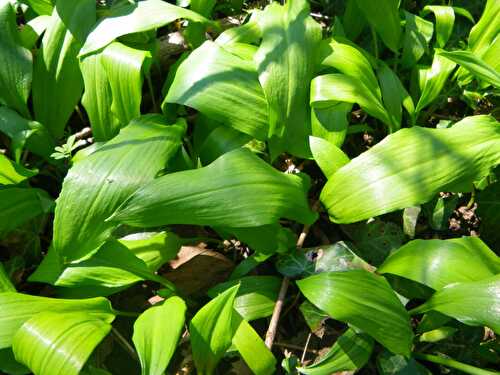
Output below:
[164,41,269,140]
[415,53,456,114]
[19,15,51,50]
[377,350,430,375]
[53,115,186,263]
[342,0,366,41]
[101,42,150,126]
[19,0,53,15]
[254,0,321,156]
[110,148,317,228]
[297,270,413,355]
[215,10,262,46]
[378,237,500,290]
[0,292,114,348]
[184,0,215,47]
[311,103,351,148]
[354,0,401,52]
[422,6,455,48]
[477,181,500,248]
[0,106,54,159]
[0,154,37,185]
[190,285,239,375]
[468,0,500,58]
[12,312,111,375]
[208,276,280,321]
[0,187,53,238]
[32,0,96,138]
[437,49,500,88]
[132,297,186,375]
[321,115,500,224]
[0,262,15,292]
[401,11,434,68]
[0,0,32,118]
[311,74,393,130]
[231,315,276,375]
[298,329,374,375]
[299,300,328,332]
[377,62,415,128]
[309,136,349,178]
[80,0,209,56]
[411,274,500,333]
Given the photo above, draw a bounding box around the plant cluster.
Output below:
[0,0,499,374]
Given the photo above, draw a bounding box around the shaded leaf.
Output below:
[19,15,51,50]
[377,350,430,375]
[477,181,500,248]
[19,0,53,15]
[0,262,15,292]
[401,11,434,68]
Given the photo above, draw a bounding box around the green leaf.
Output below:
[0,107,54,159]
[0,154,37,185]
[254,0,321,156]
[0,292,114,349]
[53,115,186,263]
[422,6,455,48]
[208,276,280,321]
[311,103,351,148]
[309,136,350,178]
[32,0,96,138]
[132,297,186,375]
[477,181,500,248]
[297,270,413,355]
[0,262,15,292]
[231,315,276,375]
[377,350,430,375]
[0,348,30,375]
[311,74,393,130]
[12,312,111,375]
[437,49,500,88]
[298,329,374,375]
[402,206,421,238]
[190,284,239,375]
[0,0,32,118]
[110,148,317,228]
[164,41,269,140]
[468,0,500,58]
[401,11,434,68]
[19,0,54,15]
[354,0,401,52]
[415,53,456,114]
[378,237,500,290]
[80,0,209,56]
[19,15,51,50]
[321,115,500,224]
[299,300,328,332]
[411,274,500,333]
[0,187,53,238]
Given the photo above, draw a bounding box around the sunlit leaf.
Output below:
[422,6,455,48]
[0,154,37,185]
[309,136,349,178]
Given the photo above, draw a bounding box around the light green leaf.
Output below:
[208,276,280,321]
[401,11,434,68]
[411,274,500,333]
[468,0,500,58]
[378,237,500,290]
[12,312,111,375]
[309,136,349,178]
[232,315,276,375]
[0,0,32,118]
[422,6,455,48]
[19,0,53,15]
[32,0,96,139]
[437,49,500,88]
[19,15,51,50]
[215,10,262,46]
[0,187,53,238]
[0,106,54,159]
[297,270,414,355]
[0,262,15,292]
[415,52,456,114]
[321,115,500,224]
[190,285,239,375]
[0,154,37,185]
[311,74,393,132]
[164,41,269,140]
[53,115,185,263]
[311,103,351,148]
[133,297,186,375]
[298,329,374,375]
[110,148,317,228]
[254,0,321,156]
[354,0,401,52]
[0,292,114,349]
[80,0,209,56]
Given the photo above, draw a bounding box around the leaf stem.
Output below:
[414,353,499,375]
[146,73,158,113]
[370,27,379,60]
[111,327,138,361]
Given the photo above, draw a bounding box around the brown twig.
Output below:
[301,333,313,363]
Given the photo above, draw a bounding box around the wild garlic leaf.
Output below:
[401,11,434,68]
[110,148,317,228]
[0,154,37,185]
[309,136,349,178]
[19,0,54,15]
[422,6,455,48]
[321,116,500,224]
[0,262,15,292]
[53,115,186,263]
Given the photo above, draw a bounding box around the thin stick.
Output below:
[301,333,312,363]
[274,342,319,354]
[112,327,138,361]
